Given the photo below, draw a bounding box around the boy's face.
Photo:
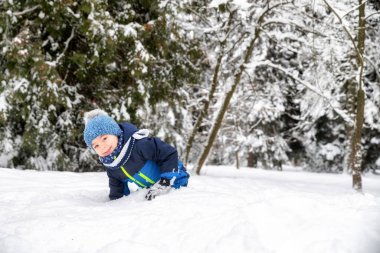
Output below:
[92,134,119,157]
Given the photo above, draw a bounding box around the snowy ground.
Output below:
[0,166,379,253]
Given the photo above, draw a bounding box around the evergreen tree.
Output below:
[0,0,203,171]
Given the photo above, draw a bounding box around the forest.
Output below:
[0,0,379,184]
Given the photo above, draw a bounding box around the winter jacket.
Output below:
[104,122,189,200]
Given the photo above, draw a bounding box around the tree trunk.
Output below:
[350,0,366,191]
[184,53,222,165]
[343,79,356,174]
[235,150,240,169]
[195,6,272,174]
[247,152,256,168]
[324,0,367,191]
[351,89,364,190]
[184,10,236,166]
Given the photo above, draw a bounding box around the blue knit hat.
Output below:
[83,109,122,148]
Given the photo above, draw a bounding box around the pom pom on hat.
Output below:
[83,109,122,148]
[83,109,109,125]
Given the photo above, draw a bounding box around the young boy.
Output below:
[83,109,189,200]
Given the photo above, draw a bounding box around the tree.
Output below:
[322,0,367,191]
[195,1,293,174]
[0,0,202,171]
[183,6,238,165]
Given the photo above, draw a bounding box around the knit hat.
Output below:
[83,109,122,148]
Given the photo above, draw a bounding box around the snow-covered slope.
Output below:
[0,166,379,253]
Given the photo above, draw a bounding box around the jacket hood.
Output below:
[119,122,138,144]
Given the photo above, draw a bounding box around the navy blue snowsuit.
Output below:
[104,123,189,200]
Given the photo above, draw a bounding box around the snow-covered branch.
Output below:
[262,19,327,37]
[183,6,212,27]
[322,0,364,65]
[253,60,354,125]
[46,27,76,67]
[365,56,380,81]
[225,31,250,55]
[11,5,41,16]
[260,29,303,54]
[365,11,380,20]
[249,1,292,20]
[341,0,368,18]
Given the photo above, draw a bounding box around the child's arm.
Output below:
[135,137,178,173]
[135,137,187,200]
[107,170,126,200]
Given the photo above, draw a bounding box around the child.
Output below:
[83,109,189,200]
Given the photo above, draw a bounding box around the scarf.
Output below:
[100,129,150,169]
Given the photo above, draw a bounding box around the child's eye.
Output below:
[103,136,107,141]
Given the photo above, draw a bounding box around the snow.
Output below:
[209,0,250,10]
[318,143,341,161]
[0,166,379,253]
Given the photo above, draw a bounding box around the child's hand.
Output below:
[145,178,171,201]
